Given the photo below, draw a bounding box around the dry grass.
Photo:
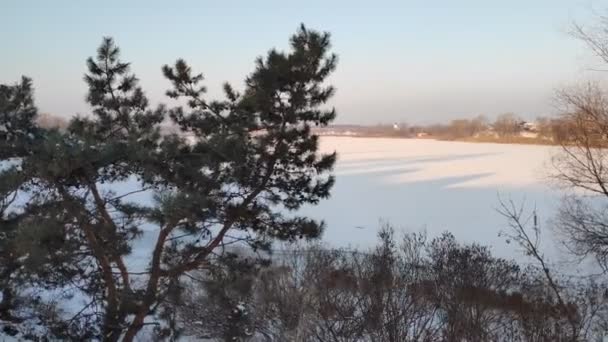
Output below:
[454,135,556,146]
[319,133,560,146]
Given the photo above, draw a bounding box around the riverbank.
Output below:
[317,133,559,146]
[453,135,556,146]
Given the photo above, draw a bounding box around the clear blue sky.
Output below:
[0,0,603,124]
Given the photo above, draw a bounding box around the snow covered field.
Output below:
[302,137,563,260]
[2,137,569,264]
[0,136,589,341]
[0,137,571,268]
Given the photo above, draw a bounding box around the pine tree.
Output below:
[0,25,337,341]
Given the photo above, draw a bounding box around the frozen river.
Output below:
[4,136,567,269]
[302,137,563,260]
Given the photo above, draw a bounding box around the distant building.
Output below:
[393,123,400,130]
[522,122,538,132]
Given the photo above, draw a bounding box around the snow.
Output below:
[0,136,598,339]
[0,137,586,264]
[199,167,213,176]
[327,137,555,188]
[302,137,568,261]
[235,303,246,313]
[2,137,572,263]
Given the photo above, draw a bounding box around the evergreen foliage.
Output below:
[0,25,337,341]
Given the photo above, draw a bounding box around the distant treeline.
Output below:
[318,113,583,145]
[42,111,588,146]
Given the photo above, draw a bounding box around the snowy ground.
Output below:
[302,137,569,262]
[0,137,597,340]
[88,137,571,272]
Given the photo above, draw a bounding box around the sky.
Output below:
[0,0,605,124]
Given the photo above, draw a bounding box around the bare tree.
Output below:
[542,14,608,292]
[498,197,608,342]
[551,80,608,281]
[470,114,489,136]
[571,16,608,72]
[535,116,553,140]
[168,221,608,342]
[493,113,521,137]
[498,198,580,341]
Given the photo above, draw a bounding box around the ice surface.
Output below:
[303,137,567,262]
[0,137,597,339]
